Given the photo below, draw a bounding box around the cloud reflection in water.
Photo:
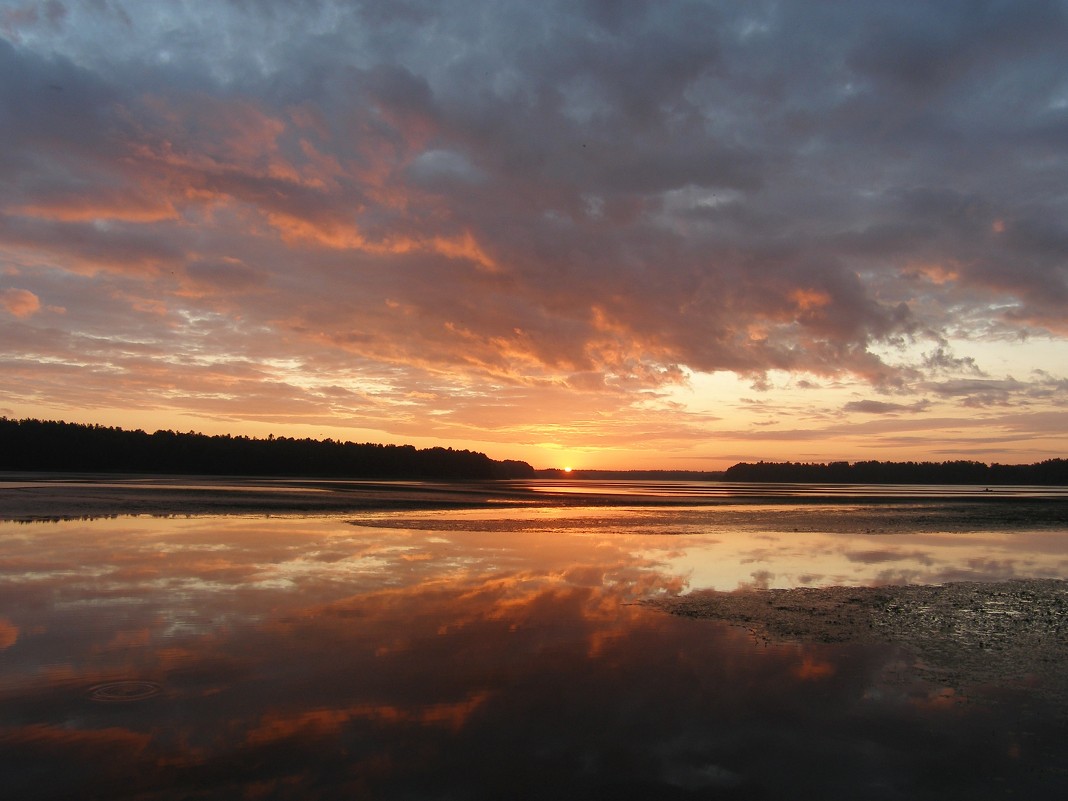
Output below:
[1,512,1066,798]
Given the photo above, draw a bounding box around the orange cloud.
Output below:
[790,288,832,312]
[0,616,18,649]
[11,190,179,223]
[791,654,836,681]
[1,288,41,317]
[266,210,498,273]
[137,92,292,176]
[246,692,492,746]
[0,722,152,753]
[903,261,960,285]
[430,231,499,272]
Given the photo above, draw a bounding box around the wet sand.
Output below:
[651,579,1068,706]
[5,473,1068,525]
[0,475,534,520]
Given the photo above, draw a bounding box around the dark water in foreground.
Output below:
[1,482,1067,798]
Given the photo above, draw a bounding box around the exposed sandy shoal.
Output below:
[5,474,1068,526]
[651,579,1068,704]
[0,477,536,521]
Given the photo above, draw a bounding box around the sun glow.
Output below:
[563,466,573,473]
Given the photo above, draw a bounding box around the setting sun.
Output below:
[563,466,573,473]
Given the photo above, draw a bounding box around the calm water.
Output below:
[2,482,1068,798]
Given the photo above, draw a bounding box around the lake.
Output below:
[1,479,1067,798]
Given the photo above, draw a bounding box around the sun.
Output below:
[563,466,573,473]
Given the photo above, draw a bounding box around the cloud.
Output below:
[0,287,40,317]
[921,347,983,376]
[407,149,485,187]
[918,374,1068,408]
[843,399,931,415]
[183,258,266,294]
[844,549,932,566]
[0,616,17,649]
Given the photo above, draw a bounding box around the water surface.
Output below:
[1,487,1067,798]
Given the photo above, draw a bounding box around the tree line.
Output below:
[722,459,1068,485]
[0,418,534,480]
[3,417,1065,484]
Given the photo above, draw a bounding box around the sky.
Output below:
[1,0,1067,470]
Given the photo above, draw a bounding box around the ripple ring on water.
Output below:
[88,680,162,702]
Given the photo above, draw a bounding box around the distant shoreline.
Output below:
[4,473,1068,523]
[4,418,1067,485]
[542,458,1068,485]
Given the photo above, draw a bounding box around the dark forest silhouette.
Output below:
[2,417,1066,484]
[721,458,1068,485]
[543,460,1068,485]
[0,418,534,480]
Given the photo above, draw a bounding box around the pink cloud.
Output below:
[0,288,41,317]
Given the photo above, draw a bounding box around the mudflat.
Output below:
[651,579,1068,706]
[5,474,1068,525]
[0,475,529,520]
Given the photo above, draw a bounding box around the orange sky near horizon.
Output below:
[2,2,1068,470]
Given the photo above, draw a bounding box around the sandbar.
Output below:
[651,579,1068,706]
[0,474,542,521]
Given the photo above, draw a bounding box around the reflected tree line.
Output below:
[0,418,534,480]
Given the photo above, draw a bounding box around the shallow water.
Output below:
[1,494,1067,798]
